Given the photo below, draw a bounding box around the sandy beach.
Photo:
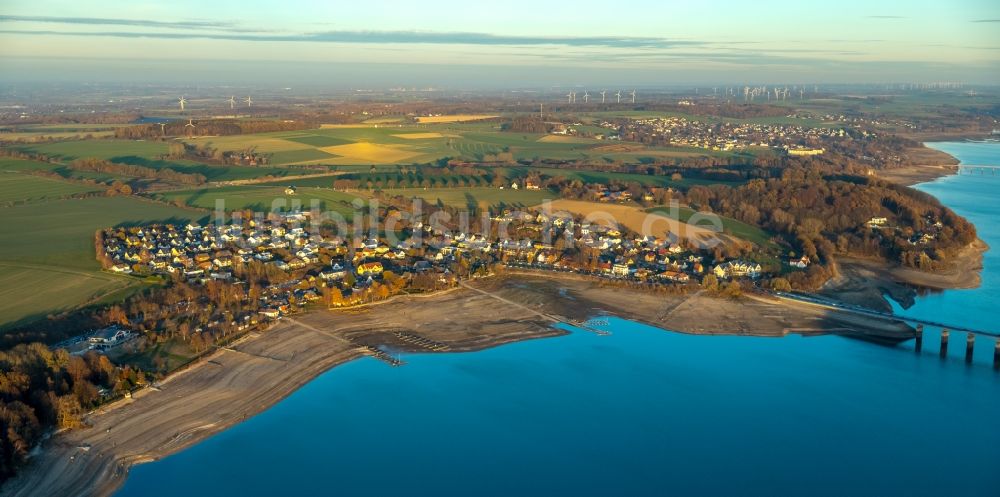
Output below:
[1,275,916,497]
[877,146,959,186]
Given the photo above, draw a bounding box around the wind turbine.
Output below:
[185,119,196,136]
[158,122,166,136]
[615,90,622,103]
[600,90,606,103]
[583,91,590,104]
[567,92,573,104]
[228,96,236,110]
[178,96,187,112]
[630,89,636,103]
[245,96,253,108]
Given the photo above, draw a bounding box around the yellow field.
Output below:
[392,132,452,139]
[547,199,729,246]
[415,114,499,123]
[537,135,600,144]
[320,124,389,129]
[320,142,422,163]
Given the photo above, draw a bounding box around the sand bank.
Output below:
[825,239,988,311]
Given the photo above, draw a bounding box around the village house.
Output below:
[788,256,811,269]
[713,260,763,279]
[88,326,133,350]
[320,263,347,280]
[868,217,889,228]
[612,262,633,277]
[357,261,384,276]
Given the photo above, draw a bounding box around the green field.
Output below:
[267,148,338,164]
[0,196,200,329]
[9,142,320,182]
[0,158,61,172]
[157,185,362,217]
[171,122,728,167]
[283,134,353,148]
[0,263,136,330]
[120,157,317,182]
[16,139,168,161]
[0,173,102,204]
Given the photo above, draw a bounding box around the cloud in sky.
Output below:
[0,15,237,30]
[1,10,996,84]
[0,15,704,48]
[0,27,698,49]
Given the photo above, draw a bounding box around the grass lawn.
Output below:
[0,196,200,270]
[0,263,135,330]
[0,173,102,204]
[112,337,196,373]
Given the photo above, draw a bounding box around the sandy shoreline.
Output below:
[877,146,960,186]
[834,142,988,309]
[0,274,919,497]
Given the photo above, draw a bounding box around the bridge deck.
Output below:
[773,292,998,338]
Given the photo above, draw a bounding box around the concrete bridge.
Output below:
[772,292,1000,367]
[955,164,1000,175]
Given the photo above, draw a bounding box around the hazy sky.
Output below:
[1,0,998,86]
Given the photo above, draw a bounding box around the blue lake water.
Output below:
[888,142,1000,335]
[116,142,1000,497]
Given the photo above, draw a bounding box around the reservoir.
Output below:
[116,142,1000,497]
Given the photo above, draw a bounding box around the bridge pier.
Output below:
[940,329,949,357]
[994,338,1000,370]
[966,333,975,363]
[915,325,923,352]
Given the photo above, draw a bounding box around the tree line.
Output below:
[69,157,207,186]
[113,119,314,140]
[0,344,144,479]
